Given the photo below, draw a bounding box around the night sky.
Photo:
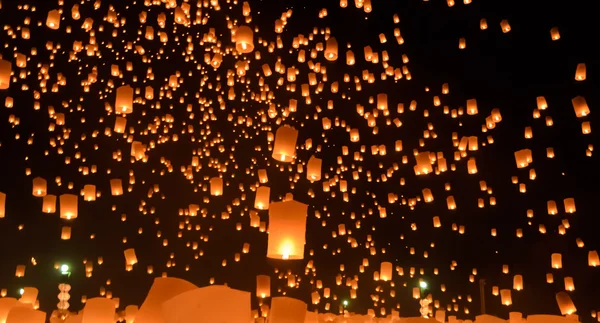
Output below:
[0,0,599,321]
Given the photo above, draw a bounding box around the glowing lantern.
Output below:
[575,63,586,81]
[46,10,61,30]
[81,297,116,323]
[415,152,433,175]
[254,186,270,210]
[42,195,56,213]
[5,307,45,323]
[267,199,308,260]
[110,179,123,196]
[124,248,138,266]
[550,27,560,40]
[466,99,478,115]
[19,287,38,305]
[412,287,420,299]
[115,85,134,114]
[31,177,47,197]
[114,117,127,133]
[82,185,96,201]
[500,20,511,33]
[380,262,392,281]
[269,297,307,323]
[307,156,322,181]
[588,251,599,267]
[500,289,512,306]
[571,96,590,118]
[563,198,576,213]
[582,121,591,134]
[555,292,576,315]
[0,59,11,90]
[125,305,138,323]
[210,177,223,196]
[551,253,562,269]
[458,38,466,49]
[61,226,71,240]
[422,189,434,203]
[256,275,271,298]
[547,200,558,215]
[325,37,338,61]
[513,275,523,291]
[514,149,532,168]
[59,194,78,220]
[235,26,254,53]
[272,125,298,162]
[564,277,575,291]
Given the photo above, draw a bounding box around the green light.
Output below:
[419,281,428,289]
[343,300,349,307]
[19,288,24,295]
[60,264,69,274]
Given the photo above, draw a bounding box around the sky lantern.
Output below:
[210,177,223,196]
[110,179,123,196]
[0,192,5,218]
[556,292,576,315]
[235,26,255,53]
[550,27,561,40]
[81,297,116,323]
[59,194,78,220]
[500,19,511,33]
[0,59,11,90]
[325,37,338,61]
[46,9,61,30]
[272,125,298,162]
[571,96,590,117]
[500,289,512,306]
[269,297,307,323]
[256,275,271,298]
[588,251,599,267]
[5,306,45,323]
[380,262,393,281]
[575,63,586,81]
[115,85,134,114]
[267,199,308,260]
[307,156,322,182]
[42,195,56,213]
[124,248,138,266]
[551,253,562,269]
[61,226,71,240]
[254,186,270,210]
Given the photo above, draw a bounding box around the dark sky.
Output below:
[0,0,599,321]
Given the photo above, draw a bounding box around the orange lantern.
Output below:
[272,125,298,162]
[267,199,308,260]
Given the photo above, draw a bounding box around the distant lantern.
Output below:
[267,199,308,260]
[556,292,576,315]
[500,289,512,306]
[254,186,270,210]
[110,179,123,196]
[0,192,5,218]
[480,18,488,30]
[500,19,511,33]
[564,277,575,291]
[514,149,532,168]
[210,177,223,196]
[114,116,127,133]
[551,253,562,269]
[563,198,576,213]
[61,226,71,240]
[235,26,254,53]
[589,251,599,267]
[380,262,393,281]
[377,93,388,110]
[414,152,433,175]
[115,85,134,114]
[0,59,11,90]
[46,10,61,30]
[575,63,586,81]
[325,37,339,61]
[550,27,561,40]
[124,248,138,266]
[272,125,298,162]
[256,275,271,298]
[513,275,523,291]
[82,185,96,201]
[32,177,47,197]
[42,195,57,213]
[307,156,322,181]
[466,99,478,115]
[59,194,78,220]
[571,96,590,117]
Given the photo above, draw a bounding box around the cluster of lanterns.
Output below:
[0,0,595,321]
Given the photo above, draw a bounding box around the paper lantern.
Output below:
[81,297,116,323]
[556,292,576,315]
[46,9,61,30]
[258,169,268,183]
[551,253,562,269]
[307,156,322,181]
[61,226,71,240]
[267,199,308,260]
[115,85,134,114]
[500,20,511,33]
[350,129,360,142]
[31,177,47,197]
[210,177,223,196]
[135,278,198,323]
[125,305,138,323]
[500,289,512,306]
[235,26,254,53]
[571,96,590,118]
[380,262,393,281]
[110,179,123,196]
[0,59,11,90]
[480,18,488,30]
[131,141,146,160]
[114,117,127,133]
[547,200,558,215]
[5,306,45,323]
[269,297,307,323]
[466,99,478,115]
[82,185,96,201]
[325,37,338,61]
[587,250,599,267]
[564,277,575,291]
[42,195,56,213]
[0,192,5,218]
[513,275,523,291]
[0,298,18,323]
[575,63,586,81]
[272,125,298,162]
[414,152,433,175]
[254,186,270,210]
[563,198,576,213]
[256,275,271,298]
[59,194,78,220]
[412,287,420,299]
[124,248,138,266]
[550,27,560,40]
